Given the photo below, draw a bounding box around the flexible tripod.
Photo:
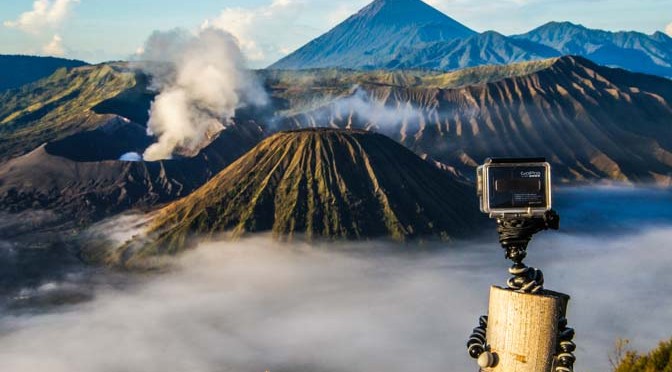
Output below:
[466,210,576,372]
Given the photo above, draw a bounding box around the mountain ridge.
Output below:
[270,0,672,77]
[514,21,672,77]
[271,56,672,185]
[0,55,88,91]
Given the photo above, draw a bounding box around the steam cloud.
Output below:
[288,86,477,137]
[139,28,268,161]
[332,87,425,131]
[2,228,672,371]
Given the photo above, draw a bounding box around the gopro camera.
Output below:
[477,158,551,217]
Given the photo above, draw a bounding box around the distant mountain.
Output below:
[109,129,482,265]
[514,22,672,77]
[269,56,672,185]
[270,0,672,78]
[270,0,476,70]
[387,31,560,70]
[0,55,88,91]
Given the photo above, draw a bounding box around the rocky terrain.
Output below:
[0,119,264,224]
[2,55,672,230]
[271,56,672,184]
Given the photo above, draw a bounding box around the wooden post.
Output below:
[482,286,569,372]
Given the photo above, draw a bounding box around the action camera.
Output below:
[477,158,552,217]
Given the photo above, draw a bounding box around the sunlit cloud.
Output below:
[203,0,306,65]
[665,22,672,37]
[42,34,65,56]
[3,0,79,34]
[202,0,369,67]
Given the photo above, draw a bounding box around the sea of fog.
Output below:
[0,186,671,372]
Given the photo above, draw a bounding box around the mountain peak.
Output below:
[357,0,459,23]
[269,0,475,70]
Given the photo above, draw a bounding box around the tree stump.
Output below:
[483,286,569,372]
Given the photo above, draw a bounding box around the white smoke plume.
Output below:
[139,28,268,161]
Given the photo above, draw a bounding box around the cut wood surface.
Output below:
[484,286,567,372]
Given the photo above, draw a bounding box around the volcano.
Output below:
[270,0,476,70]
[110,129,483,265]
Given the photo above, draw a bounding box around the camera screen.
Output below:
[488,165,547,210]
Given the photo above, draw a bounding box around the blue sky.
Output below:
[1,0,670,67]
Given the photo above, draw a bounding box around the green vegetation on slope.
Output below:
[261,57,558,115]
[614,338,672,372]
[0,64,137,161]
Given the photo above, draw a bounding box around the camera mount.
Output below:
[497,210,559,293]
[467,158,575,372]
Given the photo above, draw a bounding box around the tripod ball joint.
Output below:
[478,351,497,368]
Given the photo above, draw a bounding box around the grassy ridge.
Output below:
[263,58,557,114]
[0,64,136,161]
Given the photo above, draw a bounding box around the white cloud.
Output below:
[203,0,368,67]
[42,34,65,56]
[666,22,672,37]
[4,0,80,34]
[203,0,305,65]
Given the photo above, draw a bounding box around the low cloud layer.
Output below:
[2,226,672,371]
[288,86,477,139]
[331,87,426,131]
[139,28,268,161]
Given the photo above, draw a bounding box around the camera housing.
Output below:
[477,158,551,217]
